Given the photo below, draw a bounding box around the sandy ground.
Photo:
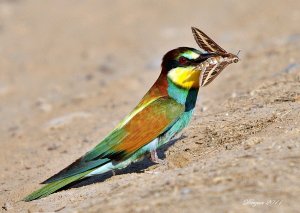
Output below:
[0,0,300,212]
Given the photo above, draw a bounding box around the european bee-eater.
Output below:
[24,27,239,201]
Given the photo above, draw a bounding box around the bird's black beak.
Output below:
[193,53,216,64]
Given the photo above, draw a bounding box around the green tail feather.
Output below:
[23,170,92,202]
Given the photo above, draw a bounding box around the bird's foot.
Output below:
[150,150,165,164]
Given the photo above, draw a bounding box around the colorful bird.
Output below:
[23,27,239,201]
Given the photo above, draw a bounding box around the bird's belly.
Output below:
[158,110,194,147]
[140,138,159,152]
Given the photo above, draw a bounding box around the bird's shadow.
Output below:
[62,135,186,191]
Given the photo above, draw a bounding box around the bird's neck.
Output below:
[136,72,169,108]
[139,69,199,112]
[167,79,199,111]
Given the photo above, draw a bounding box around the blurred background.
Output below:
[0,0,299,212]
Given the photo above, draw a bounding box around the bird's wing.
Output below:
[43,96,184,183]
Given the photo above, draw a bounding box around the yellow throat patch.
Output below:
[167,66,200,89]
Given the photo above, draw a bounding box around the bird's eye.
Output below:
[178,56,187,65]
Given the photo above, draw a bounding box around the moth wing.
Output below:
[200,61,229,87]
[192,27,227,54]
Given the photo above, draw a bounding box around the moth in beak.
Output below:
[191,27,239,87]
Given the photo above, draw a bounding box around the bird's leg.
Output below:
[150,150,165,164]
[144,150,166,174]
[150,150,159,163]
[112,170,116,176]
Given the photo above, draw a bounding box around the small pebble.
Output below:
[2,202,13,211]
[200,106,207,112]
[47,144,60,151]
[180,188,191,195]
[0,84,10,96]
[36,98,52,112]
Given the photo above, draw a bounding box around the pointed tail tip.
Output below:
[22,170,92,201]
[22,190,45,202]
[22,181,69,202]
[22,195,38,202]
[22,186,51,202]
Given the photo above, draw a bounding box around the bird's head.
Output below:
[161,27,240,89]
[162,47,213,89]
